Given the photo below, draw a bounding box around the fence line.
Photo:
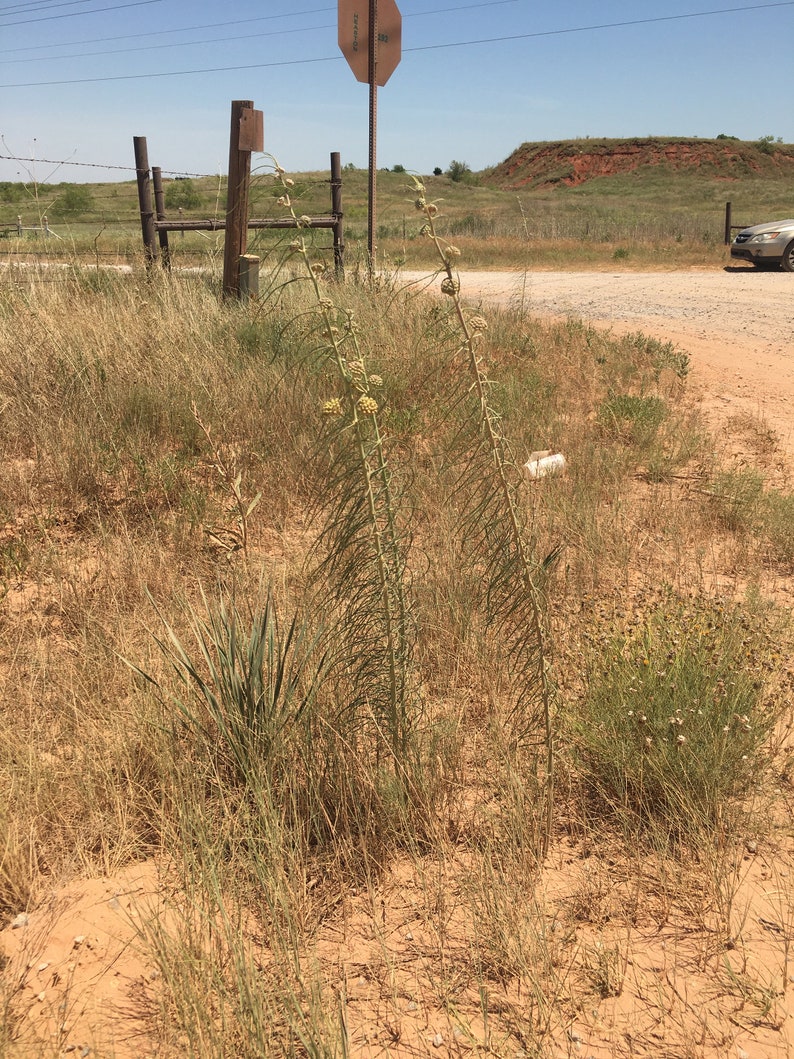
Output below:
[0,215,59,238]
[134,102,345,296]
[0,151,214,180]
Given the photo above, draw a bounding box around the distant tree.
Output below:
[0,181,25,204]
[447,160,471,183]
[50,183,93,216]
[165,178,202,210]
[433,167,443,176]
[391,163,406,173]
[716,133,739,141]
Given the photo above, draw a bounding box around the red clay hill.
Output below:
[484,136,794,189]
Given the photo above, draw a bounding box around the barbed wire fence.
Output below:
[0,135,344,283]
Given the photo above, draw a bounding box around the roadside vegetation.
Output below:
[0,156,793,1056]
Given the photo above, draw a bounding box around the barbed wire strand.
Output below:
[0,153,344,184]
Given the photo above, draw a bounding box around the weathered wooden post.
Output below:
[222,100,263,299]
[330,151,344,279]
[133,136,158,268]
[238,254,260,300]
[151,166,171,271]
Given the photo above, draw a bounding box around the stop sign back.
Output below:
[339,0,402,86]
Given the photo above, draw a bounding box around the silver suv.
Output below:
[731,218,794,271]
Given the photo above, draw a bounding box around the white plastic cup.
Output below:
[523,453,566,481]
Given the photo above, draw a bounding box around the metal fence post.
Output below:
[330,151,344,280]
[133,136,158,268]
[152,166,171,271]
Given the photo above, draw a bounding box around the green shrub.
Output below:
[165,178,202,210]
[50,183,93,216]
[0,181,25,204]
[572,597,773,841]
[447,159,472,183]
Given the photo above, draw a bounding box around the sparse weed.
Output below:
[762,489,794,566]
[598,392,667,446]
[582,938,625,998]
[709,468,765,532]
[709,471,794,567]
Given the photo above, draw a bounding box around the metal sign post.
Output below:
[338,0,401,270]
[367,0,378,268]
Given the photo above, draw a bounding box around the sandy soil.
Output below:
[2,266,793,1057]
[404,266,794,462]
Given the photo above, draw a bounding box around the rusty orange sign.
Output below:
[338,0,402,86]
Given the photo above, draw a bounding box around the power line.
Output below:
[0,1,324,31]
[0,0,96,15]
[0,0,162,26]
[1,0,514,52]
[1,1,792,87]
[1,20,335,63]
[408,1,794,53]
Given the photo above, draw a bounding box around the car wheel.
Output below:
[783,240,794,272]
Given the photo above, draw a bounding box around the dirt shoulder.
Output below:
[403,266,794,461]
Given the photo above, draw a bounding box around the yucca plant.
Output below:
[139,588,327,791]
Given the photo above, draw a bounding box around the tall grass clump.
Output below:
[409,176,557,854]
[572,595,775,842]
[271,166,417,766]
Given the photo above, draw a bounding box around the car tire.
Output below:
[783,240,794,273]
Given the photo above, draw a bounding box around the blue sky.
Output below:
[1,0,793,184]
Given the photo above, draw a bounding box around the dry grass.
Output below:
[1,245,793,1056]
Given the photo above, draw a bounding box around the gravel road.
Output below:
[403,267,794,457]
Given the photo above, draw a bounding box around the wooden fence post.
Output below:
[223,100,262,299]
[330,151,344,280]
[239,254,260,300]
[152,166,171,271]
[133,136,158,268]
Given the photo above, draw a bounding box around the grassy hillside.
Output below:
[1,137,793,269]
